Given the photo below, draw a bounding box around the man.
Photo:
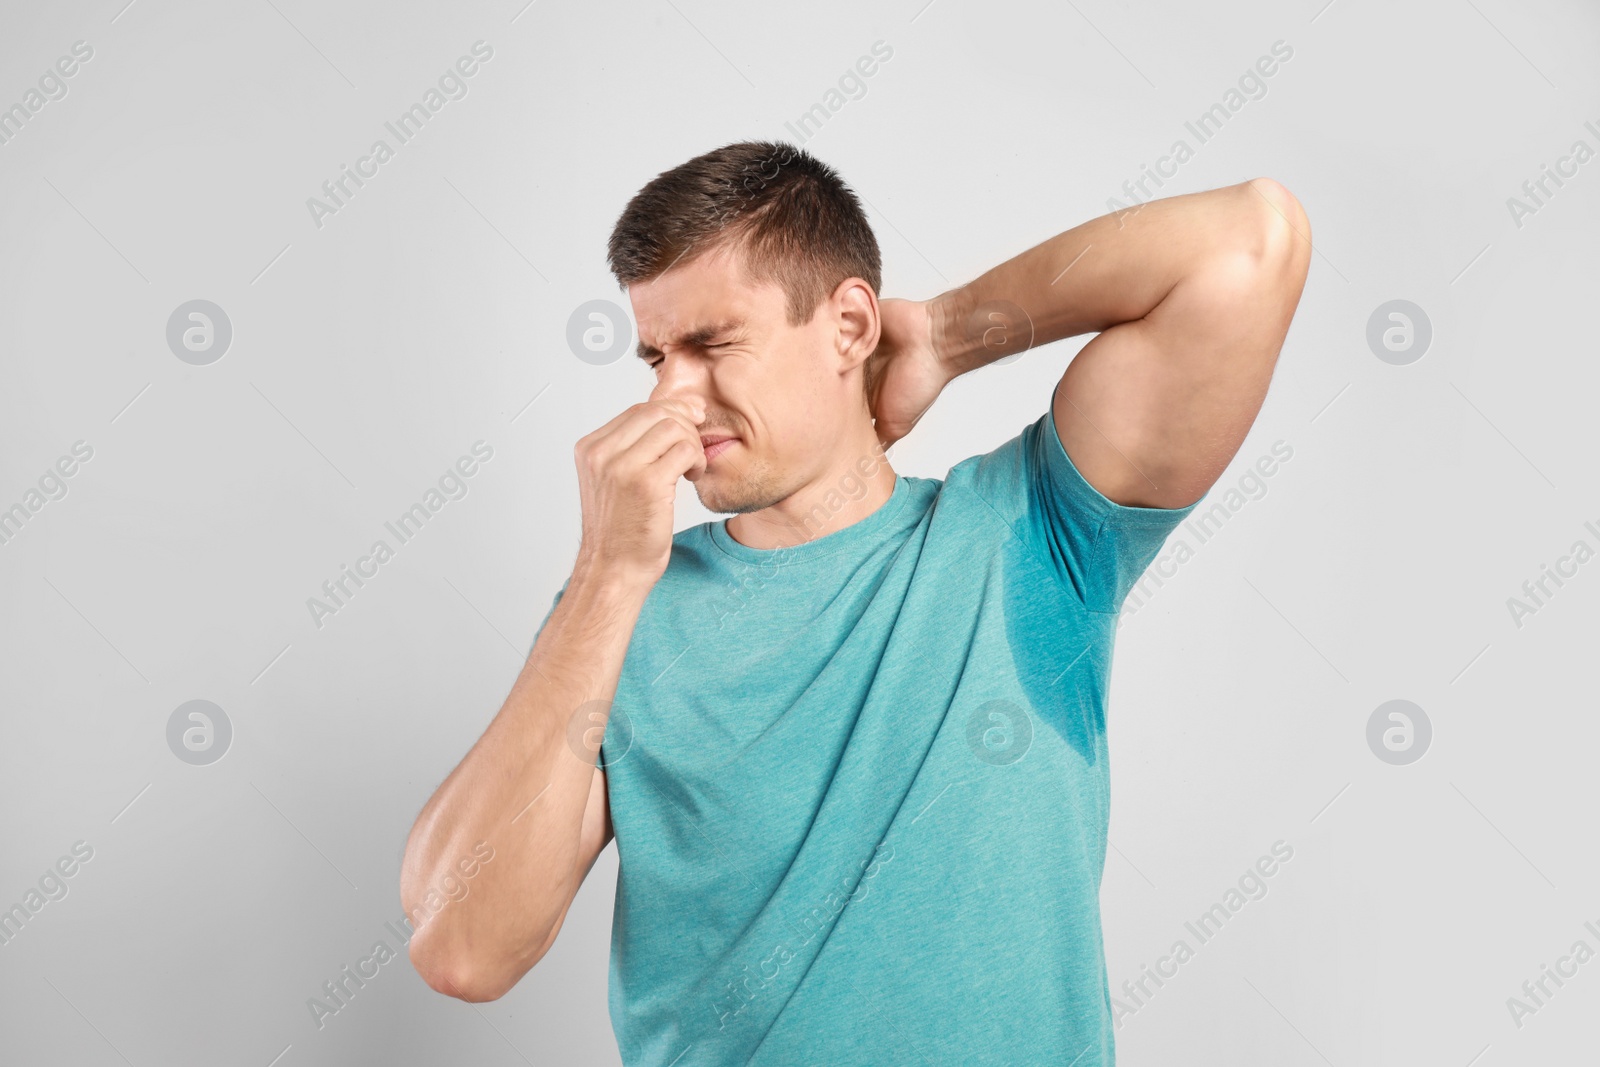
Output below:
[400,141,1310,1065]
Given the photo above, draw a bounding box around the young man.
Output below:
[400,141,1311,1065]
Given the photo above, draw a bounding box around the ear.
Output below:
[832,277,880,380]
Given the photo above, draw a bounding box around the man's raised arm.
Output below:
[927,178,1311,510]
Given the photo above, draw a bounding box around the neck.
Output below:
[725,432,898,551]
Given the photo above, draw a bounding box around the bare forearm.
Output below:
[928,180,1290,375]
[400,562,646,998]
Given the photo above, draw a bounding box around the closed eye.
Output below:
[647,342,733,368]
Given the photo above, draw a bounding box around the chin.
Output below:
[694,482,765,515]
[693,462,787,515]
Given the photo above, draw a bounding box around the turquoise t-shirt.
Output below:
[544,403,1200,1066]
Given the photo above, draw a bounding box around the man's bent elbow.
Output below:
[1243,177,1311,267]
[408,921,551,1004]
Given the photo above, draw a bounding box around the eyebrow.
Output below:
[636,318,745,361]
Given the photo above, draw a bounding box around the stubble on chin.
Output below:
[693,456,786,515]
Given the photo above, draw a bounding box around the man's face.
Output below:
[629,242,863,515]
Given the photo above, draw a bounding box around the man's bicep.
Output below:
[577,763,612,877]
[533,763,612,965]
[1052,198,1309,511]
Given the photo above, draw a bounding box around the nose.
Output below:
[648,356,707,423]
[646,377,704,422]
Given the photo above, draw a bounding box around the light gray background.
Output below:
[2,0,1597,1064]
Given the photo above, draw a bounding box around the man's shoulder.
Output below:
[935,413,1047,527]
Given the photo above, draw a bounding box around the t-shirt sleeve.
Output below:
[962,400,1204,614]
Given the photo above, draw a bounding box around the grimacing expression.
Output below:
[629,243,862,516]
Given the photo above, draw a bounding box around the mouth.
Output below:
[700,435,738,463]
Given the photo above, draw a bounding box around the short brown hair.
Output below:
[606,141,882,327]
